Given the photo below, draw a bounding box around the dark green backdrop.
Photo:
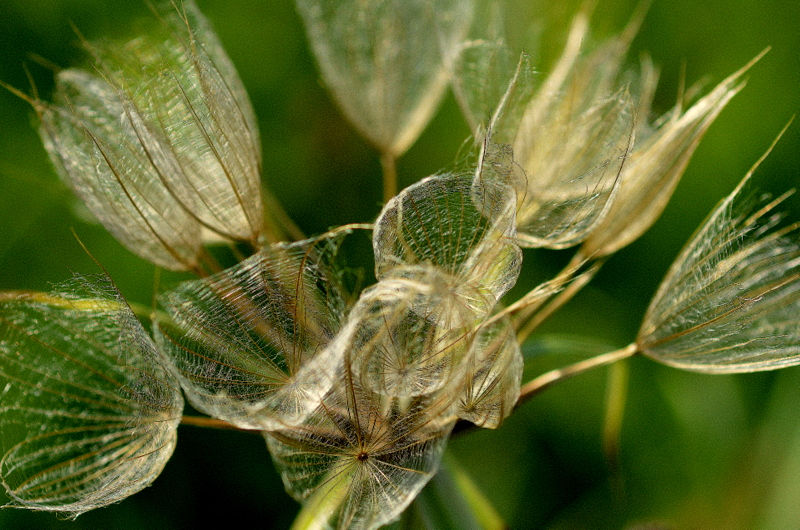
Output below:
[0,0,798,528]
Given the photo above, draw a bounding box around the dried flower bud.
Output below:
[639,143,800,372]
[39,0,264,270]
[295,0,474,158]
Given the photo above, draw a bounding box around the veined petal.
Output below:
[373,173,521,313]
[91,0,264,243]
[0,276,182,515]
[266,364,455,530]
[40,70,202,271]
[295,0,474,157]
[456,313,522,429]
[583,51,764,258]
[343,266,481,398]
[155,230,354,430]
[639,165,800,372]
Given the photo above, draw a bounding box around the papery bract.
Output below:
[38,0,266,271]
[456,313,521,429]
[295,0,474,158]
[509,11,635,249]
[0,276,182,515]
[40,70,203,270]
[582,51,765,258]
[373,173,521,317]
[342,265,480,398]
[266,361,456,530]
[156,231,353,430]
[92,0,264,243]
[639,165,800,372]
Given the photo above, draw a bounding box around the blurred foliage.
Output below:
[0,0,798,528]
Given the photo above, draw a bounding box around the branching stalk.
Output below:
[516,343,639,406]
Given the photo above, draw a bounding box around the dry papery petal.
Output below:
[342,265,483,399]
[373,173,521,317]
[88,0,264,244]
[295,0,474,157]
[582,50,765,258]
[0,276,182,515]
[155,231,354,430]
[509,11,636,249]
[456,313,522,429]
[265,362,456,530]
[639,167,800,373]
[450,0,527,140]
[40,70,202,271]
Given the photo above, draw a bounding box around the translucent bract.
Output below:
[295,0,474,157]
[373,173,521,317]
[639,171,800,372]
[582,51,765,258]
[40,70,203,270]
[266,359,456,530]
[39,0,264,270]
[156,231,352,430]
[0,277,182,515]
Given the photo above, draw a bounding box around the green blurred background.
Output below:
[0,0,798,528]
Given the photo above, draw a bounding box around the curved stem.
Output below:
[516,343,638,407]
[515,259,603,343]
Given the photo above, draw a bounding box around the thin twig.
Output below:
[516,343,639,406]
[180,415,258,433]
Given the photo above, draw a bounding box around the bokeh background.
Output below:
[0,0,798,528]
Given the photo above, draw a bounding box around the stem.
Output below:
[515,259,603,343]
[516,343,638,407]
[180,415,258,433]
[381,151,398,203]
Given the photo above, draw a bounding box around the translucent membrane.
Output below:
[94,0,264,241]
[295,0,474,157]
[639,173,800,372]
[456,313,522,429]
[373,173,521,316]
[451,1,523,139]
[39,0,264,270]
[266,364,456,530]
[509,13,635,249]
[40,71,202,270]
[342,266,480,398]
[0,276,182,515]
[582,52,763,258]
[156,232,351,430]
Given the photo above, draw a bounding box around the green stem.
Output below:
[516,343,638,407]
[381,152,398,203]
